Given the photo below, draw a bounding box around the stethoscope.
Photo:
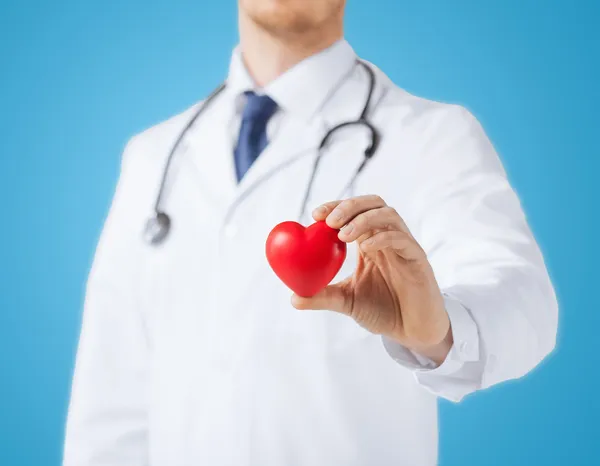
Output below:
[144,60,380,246]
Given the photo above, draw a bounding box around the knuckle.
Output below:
[348,197,361,209]
[391,236,407,249]
[341,198,358,213]
[384,206,398,217]
[353,213,368,229]
[364,209,380,224]
[370,194,385,204]
[387,230,401,239]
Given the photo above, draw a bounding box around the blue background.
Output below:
[1,0,598,464]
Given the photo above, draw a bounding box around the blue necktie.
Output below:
[234,91,278,182]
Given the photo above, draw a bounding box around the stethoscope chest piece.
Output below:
[144,212,171,246]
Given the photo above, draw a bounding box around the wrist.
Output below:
[415,324,453,365]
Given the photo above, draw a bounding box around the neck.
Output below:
[238,14,343,87]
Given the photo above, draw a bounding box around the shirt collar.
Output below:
[226,39,357,121]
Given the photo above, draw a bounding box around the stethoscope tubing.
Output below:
[145,60,379,246]
[154,83,227,214]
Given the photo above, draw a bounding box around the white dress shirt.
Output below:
[63,39,558,466]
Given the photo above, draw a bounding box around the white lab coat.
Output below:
[64,41,558,466]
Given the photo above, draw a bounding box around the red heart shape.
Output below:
[265,221,347,297]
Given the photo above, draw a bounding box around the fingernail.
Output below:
[330,209,343,222]
[342,223,353,235]
[313,205,327,215]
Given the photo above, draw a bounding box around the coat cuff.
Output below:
[381,293,480,377]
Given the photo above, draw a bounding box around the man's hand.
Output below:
[291,194,453,365]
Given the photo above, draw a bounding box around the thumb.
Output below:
[290,282,350,314]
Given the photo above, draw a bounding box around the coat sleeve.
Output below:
[63,137,151,465]
[381,105,558,402]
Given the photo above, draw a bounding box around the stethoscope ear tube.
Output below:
[145,61,380,246]
[301,61,380,220]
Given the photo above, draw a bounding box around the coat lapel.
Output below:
[224,67,383,228]
[228,114,325,212]
[185,97,238,207]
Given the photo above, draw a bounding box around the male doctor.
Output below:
[64,0,558,465]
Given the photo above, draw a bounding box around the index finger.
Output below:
[312,200,343,221]
[324,195,388,229]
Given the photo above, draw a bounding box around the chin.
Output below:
[240,0,344,35]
